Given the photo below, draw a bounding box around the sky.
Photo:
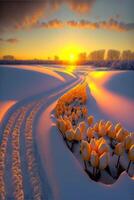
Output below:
[0,0,134,60]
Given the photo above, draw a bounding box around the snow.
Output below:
[0,65,133,200]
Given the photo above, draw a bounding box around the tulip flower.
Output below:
[90,150,99,176]
[127,144,134,173]
[116,128,125,142]
[74,127,83,142]
[99,152,110,170]
[125,134,134,151]
[65,129,75,142]
[79,121,86,133]
[93,123,99,132]
[98,142,109,156]
[90,138,97,151]
[115,123,122,133]
[81,142,91,170]
[105,121,112,130]
[87,127,94,141]
[98,125,106,137]
[87,115,94,126]
[115,143,124,168]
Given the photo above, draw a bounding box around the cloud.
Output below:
[37,18,134,32]
[37,19,64,29]
[0,38,19,44]
[0,0,95,32]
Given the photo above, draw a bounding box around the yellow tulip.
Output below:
[115,123,122,133]
[128,144,134,162]
[74,127,83,141]
[98,142,109,155]
[105,121,112,130]
[90,138,97,151]
[115,143,124,156]
[65,129,75,141]
[65,119,72,130]
[87,115,94,126]
[125,134,134,150]
[81,143,91,161]
[93,123,99,132]
[98,125,106,137]
[99,152,110,170]
[79,121,86,133]
[90,150,99,168]
[87,127,94,140]
[116,129,125,142]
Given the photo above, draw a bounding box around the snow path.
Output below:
[0,67,83,200]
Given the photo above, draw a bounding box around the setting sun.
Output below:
[69,53,77,63]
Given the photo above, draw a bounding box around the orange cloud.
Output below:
[0,0,95,32]
[38,18,134,32]
[0,38,19,44]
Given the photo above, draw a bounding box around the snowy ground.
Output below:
[0,65,134,200]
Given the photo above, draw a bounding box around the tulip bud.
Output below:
[99,152,110,170]
[98,125,106,137]
[125,134,134,150]
[87,116,94,126]
[75,127,83,141]
[115,143,124,156]
[65,129,75,141]
[98,142,109,155]
[115,123,122,133]
[90,138,97,151]
[116,129,125,142]
[82,143,91,161]
[79,121,86,133]
[90,151,99,168]
[87,127,94,140]
[128,144,134,162]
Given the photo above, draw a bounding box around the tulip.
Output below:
[65,119,72,130]
[115,143,124,168]
[82,106,88,118]
[98,142,109,156]
[116,128,125,142]
[127,144,134,173]
[87,127,94,141]
[99,152,110,170]
[98,125,106,137]
[81,143,91,170]
[90,150,99,176]
[79,121,86,133]
[93,123,99,132]
[74,127,83,142]
[105,121,112,130]
[125,134,134,150]
[65,129,75,142]
[90,138,97,151]
[87,116,94,126]
[115,123,122,133]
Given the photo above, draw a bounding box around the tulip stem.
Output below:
[93,167,95,177]
[84,161,87,170]
[116,155,120,168]
[126,160,131,173]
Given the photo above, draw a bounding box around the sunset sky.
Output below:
[0,0,134,60]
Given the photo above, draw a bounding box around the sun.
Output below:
[69,53,76,62]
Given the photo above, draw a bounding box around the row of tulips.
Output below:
[25,101,43,200]
[55,83,133,181]
[55,83,87,122]
[0,109,20,200]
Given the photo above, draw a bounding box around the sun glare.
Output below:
[69,53,77,63]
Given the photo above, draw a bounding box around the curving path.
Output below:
[0,70,83,200]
